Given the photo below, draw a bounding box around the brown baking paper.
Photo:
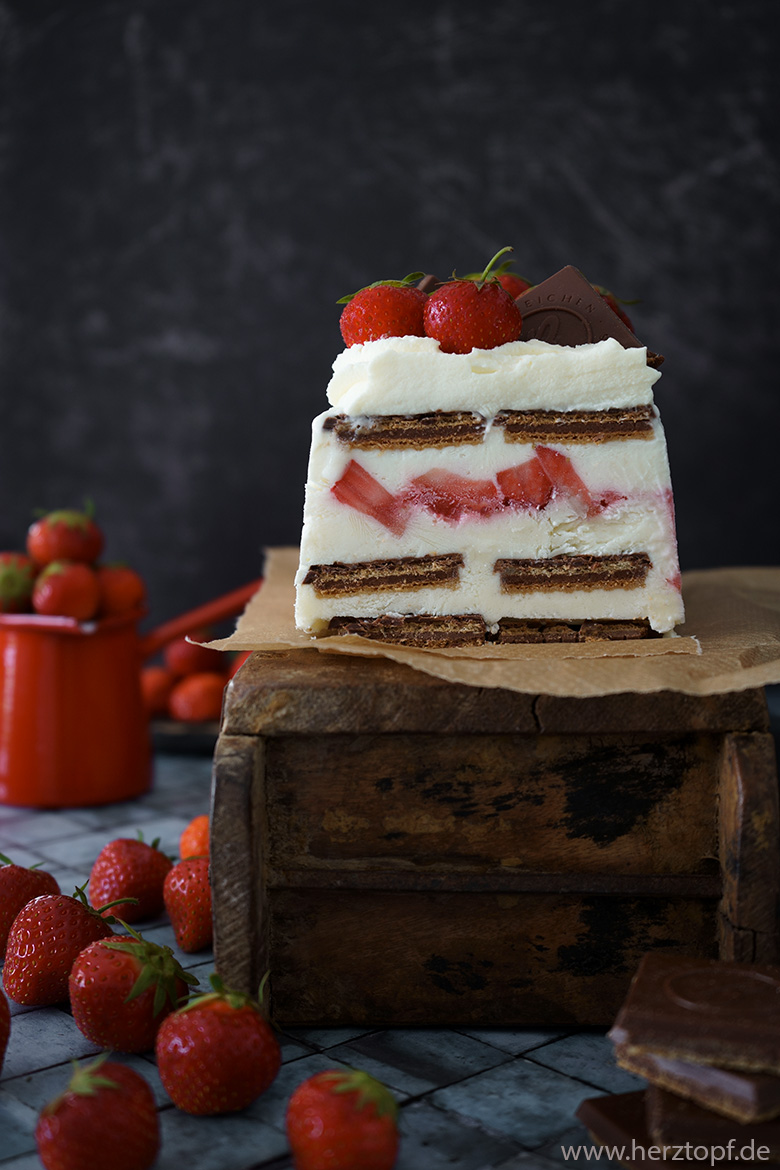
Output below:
[206,547,780,697]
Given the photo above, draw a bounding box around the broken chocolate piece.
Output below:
[614,1047,780,1124]
[608,953,780,1075]
[328,613,485,647]
[323,412,487,449]
[517,266,663,367]
[303,553,464,597]
[577,1091,769,1169]
[646,1085,780,1156]
[495,553,652,593]
[495,406,655,444]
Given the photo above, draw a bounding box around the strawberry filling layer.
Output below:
[331,449,626,535]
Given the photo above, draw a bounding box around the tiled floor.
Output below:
[3,680,779,1169]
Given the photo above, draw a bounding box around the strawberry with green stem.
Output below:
[32,560,101,621]
[0,988,9,1075]
[338,271,427,347]
[35,1054,160,1170]
[3,883,134,1006]
[0,852,60,957]
[88,832,173,923]
[286,1067,400,1170]
[424,246,524,354]
[155,973,280,1114]
[69,922,198,1052]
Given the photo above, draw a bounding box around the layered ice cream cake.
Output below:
[295,259,683,647]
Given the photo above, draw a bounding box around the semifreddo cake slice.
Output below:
[295,255,684,647]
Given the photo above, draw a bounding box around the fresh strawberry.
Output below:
[424,247,523,354]
[407,469,501,520]
[497,457,555,510]
[163,629,225,677]
[35,1054,159,1170]
[286,1067,400,1170]
[0,853,61,957]
[96,563,147,616]
[155,974,280,1114]
[0,551,35,613]
[168,671,226,723]
[3,886,120,1005]
[331,460,408,536]
[69,927,197,1052]
[32,560,101,620]
[88,833,173,923]
[534,446,596,515]
[27,506,104,568]
[0,987,9,1075]
[180,813,209,860]
[338,273,427,347]
[593,284,636,332]
[465,258,532,300]
[140,664,175,717]
[163,856,212,952]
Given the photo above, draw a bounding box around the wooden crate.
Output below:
[210,649,779,1027]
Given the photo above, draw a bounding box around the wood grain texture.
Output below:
[263,732,721,876]
[718,732,780,964]
[224,651,770,737]
[265,890,718,1026]
[210,733,266,996]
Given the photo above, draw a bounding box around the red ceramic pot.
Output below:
[0,580,260,808]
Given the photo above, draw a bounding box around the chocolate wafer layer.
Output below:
[497,618,656,643]
[323,412,486,449]
[495,406,654,443]
[495,553,652,593]
[328,613,486,647]
[302,553,464,597]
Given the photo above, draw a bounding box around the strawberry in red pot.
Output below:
[32,561,101,621]
[27,505,104,567]
[0,551,35,612]
[96,563,147,616]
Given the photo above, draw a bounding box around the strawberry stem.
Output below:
[477,246,513,285]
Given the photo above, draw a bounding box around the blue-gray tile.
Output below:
[0,1089,38,1159]
[283,1025,378,1050]
[526,1032,644,1094]
[2,1052,168,1112]
[431,1058,606,1147]
[0,812,91,847]
[141,919,213,968]
[34,816,189,873]
[535,1122,621,1167]
[396,1099,521,1170]
[0,1007,101,1080]
[245,1052,354,1133]
[457,1028,571,1057]
[328,1028,511,1097]
[156,1108,289,1169]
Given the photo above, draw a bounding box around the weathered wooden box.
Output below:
[210,649,779,1027]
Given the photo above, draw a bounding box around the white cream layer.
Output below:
[295,417,683,634]
[327,336,661,416]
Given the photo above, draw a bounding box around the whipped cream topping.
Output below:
[327,336,661,417]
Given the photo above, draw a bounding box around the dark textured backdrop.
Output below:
[1,1,778,626]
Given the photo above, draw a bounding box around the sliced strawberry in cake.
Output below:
[406,469,501,520]
[496,456,554,510]
[331,459,408,536]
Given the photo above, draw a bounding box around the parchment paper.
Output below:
[206,547,780,697]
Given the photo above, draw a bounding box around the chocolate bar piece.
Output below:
[577,1092,770,1169]
[647,1085,780,1157]
[608,953,780,1074]
[517,265,663,367]
[495,553,652,593]
[497,618,655,643]
[323,412,487,449]
[328,614,486,647]
[303,553,464,597]
[615,1046,780,1124]
[494,405,655,443]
